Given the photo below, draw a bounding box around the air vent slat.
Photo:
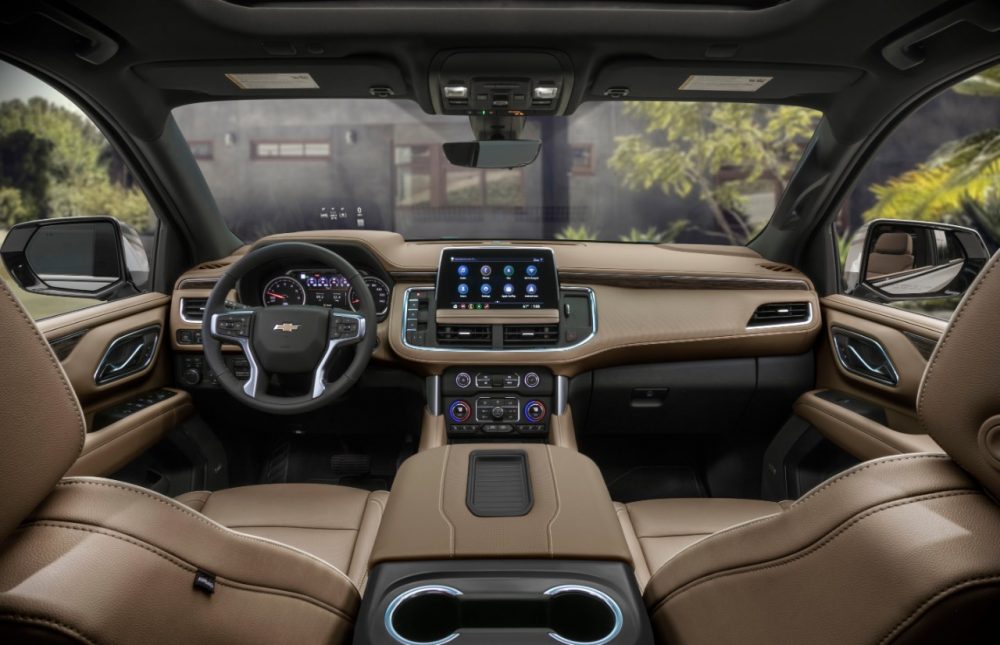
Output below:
[180,298,207,323]
[503,324,559,347]
[748,302,811,327]
[437,325,492,346]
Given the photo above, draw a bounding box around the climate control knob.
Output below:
[491,406,505,420]
[448,400,472,424]
[524,400,547,423]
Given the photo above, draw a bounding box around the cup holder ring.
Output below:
[544,585,624,645]
[385,585,463,645]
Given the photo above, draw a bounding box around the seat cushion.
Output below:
[177,483,388,587]
[615,497,782,590]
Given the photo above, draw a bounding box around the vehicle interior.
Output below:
[1,1,1000,643]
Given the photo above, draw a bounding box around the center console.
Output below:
[442,366,554,440]
[356,444,651,645]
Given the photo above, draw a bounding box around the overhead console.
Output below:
[403,247,595,351]
[429,51,574,116]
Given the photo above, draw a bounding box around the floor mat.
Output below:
[604,465,706,503]
[259,435,405,491]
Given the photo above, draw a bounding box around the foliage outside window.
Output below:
[837,64,1000,320]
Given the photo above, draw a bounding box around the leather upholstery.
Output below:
[638,250,1000,643]
[0,283,379,642]
[0,280,85,542]
[177,484,388,587]
[918,250,1000,499]
[867,231,915,277]
[615,498,782,591]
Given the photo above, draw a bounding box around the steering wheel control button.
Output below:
[523,372,541,388]
[449,400,472,424]
[524,400,547,423]
[330,316,360,340]
[216,315,250,338]
[455,372,472,388]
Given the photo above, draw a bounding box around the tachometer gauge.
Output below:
[262,276,306,307]
[349,276,390,316]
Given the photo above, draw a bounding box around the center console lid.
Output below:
[371,443,631,564]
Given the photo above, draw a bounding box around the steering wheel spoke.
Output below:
[312,310,367,398]
[209,309,266,397]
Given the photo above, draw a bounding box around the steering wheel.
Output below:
[201,242,377,415]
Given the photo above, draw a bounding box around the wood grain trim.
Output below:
[558,272,810,290]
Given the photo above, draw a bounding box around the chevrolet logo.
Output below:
[273,323,301,333]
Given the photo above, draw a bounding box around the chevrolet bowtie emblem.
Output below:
[273,323,301,332]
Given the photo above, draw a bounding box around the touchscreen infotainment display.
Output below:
[436,248,559,311]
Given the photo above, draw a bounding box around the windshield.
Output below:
[172,100,820,245]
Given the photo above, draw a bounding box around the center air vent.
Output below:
[437,325,492,346]
[180,298,207,323]
[748,302,811,327]
[503,324,559,347]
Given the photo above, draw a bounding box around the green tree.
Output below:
[0,97,153,231]
[619,220,688,244]
[555,223,600,240]
[609,102,820,244]
[861,65,1000,242]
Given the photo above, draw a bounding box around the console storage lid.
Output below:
[371,444,631,564]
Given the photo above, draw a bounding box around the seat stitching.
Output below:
[651,489,977,614]
[52,479,356,586]
[917,253,1000,429]
[877,574,1000,645]
[0,613,100,645]
[24,521,354,622]
[225,524,361,531]
[0,282,85,455]
[791,454,950,507]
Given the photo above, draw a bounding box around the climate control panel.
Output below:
[442,367,553,440]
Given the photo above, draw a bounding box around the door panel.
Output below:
[37,293,193,476]
[799,294,946,460]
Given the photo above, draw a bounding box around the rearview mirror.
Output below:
[442,140,541,169]
[1,216,148,300]
[844,219,989,302]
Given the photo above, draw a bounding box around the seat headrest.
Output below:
[919,250,1000,499]
[0,280,85,541]
[873,232,913,255]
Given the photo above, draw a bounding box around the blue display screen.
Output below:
[436,248,560,311]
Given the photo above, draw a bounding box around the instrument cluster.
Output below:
[262,269,391,317]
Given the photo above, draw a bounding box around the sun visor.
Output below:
[590,60,863,104]
[134,58,407,100]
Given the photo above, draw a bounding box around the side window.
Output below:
[0,60,156,319]
[835,63,999,320]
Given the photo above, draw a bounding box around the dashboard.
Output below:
[262,269,391,316]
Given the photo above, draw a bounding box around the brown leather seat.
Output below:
[625,252,1000,644]
[0,280,385,644]
[866,231,915,277]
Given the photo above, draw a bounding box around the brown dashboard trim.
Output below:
[558,272,810,291]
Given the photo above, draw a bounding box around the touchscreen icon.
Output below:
[480,265,492,276]
[480,283,492,295]
[503,265,515,277]
[525,264,538,277]
[457,283,470,295]
[503,283,515,295]
[457,264,469,277]
[525,283,538,295]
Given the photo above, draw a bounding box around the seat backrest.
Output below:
[645,250,1000,644]
[866,231,915,277]
[0,281,360,643]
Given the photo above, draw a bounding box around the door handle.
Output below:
[832,327,899,386]
[94,325,161,385]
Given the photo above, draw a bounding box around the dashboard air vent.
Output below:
[180,298,207,323]
[503,324,559,347]
[437,325,492,346]
[758,262,796,273]
[748,302,811,327]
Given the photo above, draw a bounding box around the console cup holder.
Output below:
[385,584,623,645]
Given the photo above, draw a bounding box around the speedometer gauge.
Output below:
[349,277,390,316]
[262,276,306,307]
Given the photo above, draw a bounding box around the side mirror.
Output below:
[844,219,989,302]
[442,140,541,169]
[1,216,148,300]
